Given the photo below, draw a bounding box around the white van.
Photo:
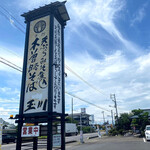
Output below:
[145,125,150,141]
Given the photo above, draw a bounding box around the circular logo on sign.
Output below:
[34,20,46,33]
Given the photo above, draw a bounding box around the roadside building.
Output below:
[69,113,91,126]
[130,109,150,120]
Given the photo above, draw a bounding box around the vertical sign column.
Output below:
[24,16,50,114]
[53,17,62,113]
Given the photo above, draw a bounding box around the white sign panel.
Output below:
[21,126,40,137]
[53,134,61,147]
[24,15,50,114]
[53,17,62,113]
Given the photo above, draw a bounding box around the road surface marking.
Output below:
[143,138,146,143]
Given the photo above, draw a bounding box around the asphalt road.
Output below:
[2,133,149,150]
[66,136,150,150]
[1,132,99,150]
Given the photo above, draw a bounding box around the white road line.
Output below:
[143,137,146,143]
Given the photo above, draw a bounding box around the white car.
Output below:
[145,125,150,141]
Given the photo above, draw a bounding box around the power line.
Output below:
[0,56,111,109]
[0,5,25,29]
[0,57,111,113]
[0,10,25,34]
[65,91,110,112]
[65,64,109,98]
[0,57,22,70]
[0,1,111,102]
[0,59,22,72]
[0,53,110,100]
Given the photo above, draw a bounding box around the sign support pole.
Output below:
[47,117,53,150]
[16,119,23,150]
[33,122,38,150]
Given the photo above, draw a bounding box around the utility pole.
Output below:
[111,110,114,127]
[110,94,118,124]
[102,111,105,124]
[71,98,73,123]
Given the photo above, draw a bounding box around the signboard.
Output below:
[53,134,61,147]
[21,126,40,137]
[53,17,62,113]
[23,15,50,114]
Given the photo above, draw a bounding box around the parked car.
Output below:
[145,125,150,141]
[2,134,16,144]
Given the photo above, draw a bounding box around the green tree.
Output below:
[131,109,150,132]
[116,113,131,131]
[65,116,78,124]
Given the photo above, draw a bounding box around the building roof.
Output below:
[21,1,70,24]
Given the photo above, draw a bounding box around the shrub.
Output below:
[118,129,124,135]
[109,128,118,136]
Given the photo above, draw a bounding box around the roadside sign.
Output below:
[21,126,40,137]
[16,2,70,150]
[53,134,61,147]
[23,15,50,114]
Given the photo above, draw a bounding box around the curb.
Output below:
[133,134,140,138]
[65,140,77,144]
[87,135,98,139]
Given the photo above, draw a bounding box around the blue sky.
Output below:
[0,0,150,124]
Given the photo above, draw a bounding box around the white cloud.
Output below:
[67,0,142,55]
[130,3,147,26]
[65,50,150,121]
[0,46,23,73]
[135,53,150,72]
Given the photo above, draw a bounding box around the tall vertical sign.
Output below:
[16,2,70,150]
[24,16,50,114]
[53,17,62,113]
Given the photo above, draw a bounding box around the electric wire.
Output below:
[0,10,25,34]
[0,59,22,72]
[65,64,109,98]
[0,7,110,99]
[0,5,25,29]
[65,91,110,112]
[0,57,22,70]
[0,0,110,101]
[0,56,111,113]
